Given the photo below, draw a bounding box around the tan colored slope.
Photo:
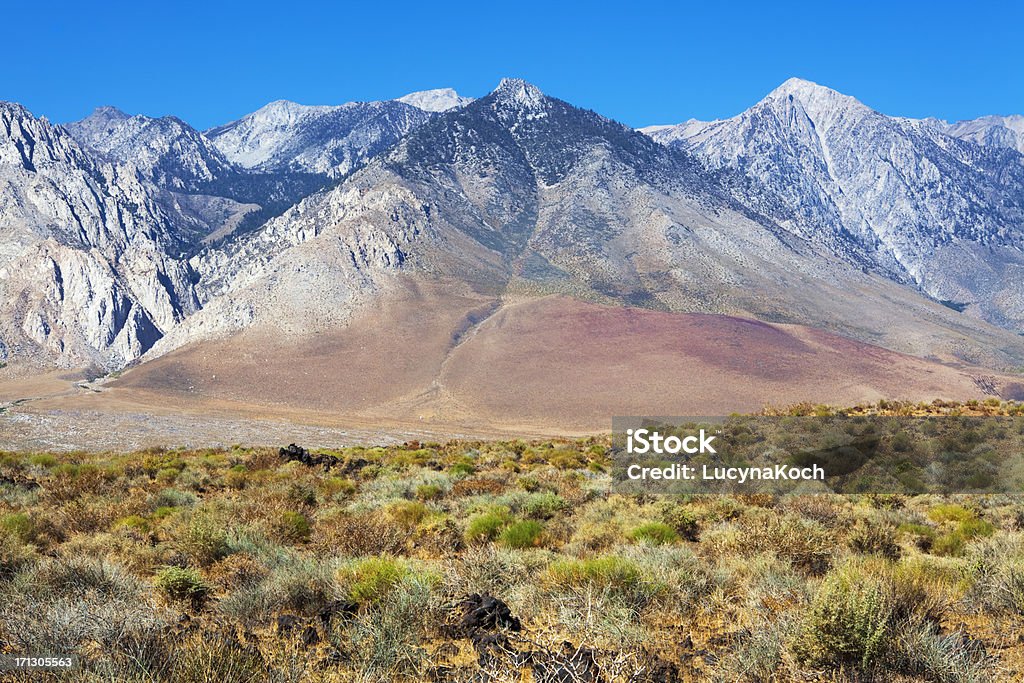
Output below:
[105,281,1018,434]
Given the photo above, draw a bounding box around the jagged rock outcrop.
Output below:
[0,102,198,368]
[66,106,235,189]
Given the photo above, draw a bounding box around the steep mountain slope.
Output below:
[205,99,433,178]
[150,79,1024,373]
[0,102,197,368]
[641,78,1024,331]
[66,107,336,252]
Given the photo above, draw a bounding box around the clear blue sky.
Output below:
[6,0,1022,130]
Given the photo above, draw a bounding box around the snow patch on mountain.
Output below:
[397,88,473,112]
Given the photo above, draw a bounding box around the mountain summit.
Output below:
[397,88,472,112]
[643,79,1024,331]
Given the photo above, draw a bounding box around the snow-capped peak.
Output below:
[758,77,871,133]
[397,88,472,112]
[491,78,546,110]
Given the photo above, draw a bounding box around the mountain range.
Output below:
[1,78,1023,430]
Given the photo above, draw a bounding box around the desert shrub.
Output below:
[929,504,976,524]
[155,566,211,606]
[209,553,269,590]
[449,459,476,476]
[793,559,927,670]
[724,615,797,682]
[344,557,408,605]
[705,510,834,575]
[465,508,511,544]
[959,518,995,540]
[850,521,901,560]
[794,565,895,668]
[442,545,543,598]
[979,562,1024,615]
[929,516,992,558]
[630,522,680,545]
[219,555,337,623]
[344,573,434,681]
[968,536,1024,615]
[112,514,150,535]
[450,476,505,497]
[152,488,197,510]
[521,492,566,519]
[170,631,265,683]
[933,531,968,557]
[899,522,937,551]
[275,510,311,544]
[312,509,406,556]
[0,512,36,544]
[388,500,430,529]
[658,503,701,541]
[224,465,247,490]
[782,495,844,527]
[322,476,357,499]
[180,512,230,566]
[894,618,993,683]
[0,534,34,579]
[13,556,137,601]
[548,449,587,470]
[498,520,544,549]
[415,484,443,501]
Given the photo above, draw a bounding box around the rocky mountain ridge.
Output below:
[1,79,1023,373]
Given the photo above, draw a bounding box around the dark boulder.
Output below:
[459,593,522,633]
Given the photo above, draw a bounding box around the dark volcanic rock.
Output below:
[279,443,340,470]
[459,593,522,633]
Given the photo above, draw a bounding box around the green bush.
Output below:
[630,522,680,545]
[152,488,197,509]
[958,518,995,540]
[465,508,511,544]
[278,511,312,543]
[346,557,408,604]
[112,515,150,534]
[450,459,476,476]
[180,513,230,565]
[522,492,566,520]
[928,504,975,524]
[498,520,544,549]
[0,535,34,579]
[794,565,895,668]
[415,484,443,501]
[660,504,700,541]
[388,500,429,529]
[155,566,210,605]
[0,513,36,544]
[28,453,57,468]
[932,531,967,557]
